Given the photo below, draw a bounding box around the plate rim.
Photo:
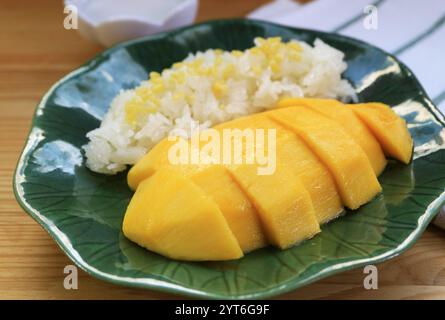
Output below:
[12,18,445,299]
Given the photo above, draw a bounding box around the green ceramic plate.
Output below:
[13,19,445,299]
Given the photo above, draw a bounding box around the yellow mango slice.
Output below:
[349,103,413,164]
[230,163,320,249]
[122,167,243,261]
[126,133,266,253]
[127,137,266,253]
[216,115,321,248]
[219,114,342,223]
[278,98,387,175]
[191,166,267,252]
[269,107,382,209]
[276,130,344,223]
[127,138,180,190]
[127,132,222,190]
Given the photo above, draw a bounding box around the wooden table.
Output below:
[1,0,445,300]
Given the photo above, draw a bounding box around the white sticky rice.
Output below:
[84,37,356,174]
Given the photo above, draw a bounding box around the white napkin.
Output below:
[249,0,445,229]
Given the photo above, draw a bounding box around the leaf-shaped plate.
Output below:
[13,19,445,299]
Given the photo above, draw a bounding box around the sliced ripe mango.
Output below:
[126,133,266,252]
[191,165,267,252]
[122,167,243,261]
[220,114,342,223]
[127,140,266,252]
[272,124,344,223]
[123,100,413,260]
[269,107,382,210]
[349,103,413,164]
[283,99,387,175]
[231,163,320,249]
[217,115,321,248]
[127,135,215,190]
[127,138,180,190]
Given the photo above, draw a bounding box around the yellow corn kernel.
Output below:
[149,71,161,80]
[171,71,185,84]
[231,50,243,57]
[151,76,163,86]
[173,92,185,102]
[222,64,235,79]
[151,83,165,94]
[172,62,184,69]
[267,37,282,44]
[288,42,302,52]
[190,57,204,68]
[212,82,228,98]
[135,87,153,100]
[145,102,159,114]
[186,94,195,105]
[289,52,301,62]
[252,66,262,76]
[270,61,280,74]
[249,47,262,56]
[255,37,266,45]
[215,56,223,65]
[197,66,211,76]
[125,101,147,125]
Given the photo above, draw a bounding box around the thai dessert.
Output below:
[123,99,412,261]
[82,37,413,261]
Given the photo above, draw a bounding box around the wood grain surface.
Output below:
[1,0,445,300]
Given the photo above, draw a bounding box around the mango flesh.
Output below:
[219,114,343,224]
[127,137,266,253]
[269,107,382,209]
[275,129,344,223]
[216,115,321,248]
[234,165,320,249]
[127,138,181,190]
[349,103,413,164]
[123,99,412,261]
[123,166,243,261]
[278,98,387,175]
[191,166,267,252]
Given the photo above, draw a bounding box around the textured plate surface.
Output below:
[13,19,445,299]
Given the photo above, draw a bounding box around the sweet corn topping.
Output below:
[124,37,303,127]
[212,82,228,99]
